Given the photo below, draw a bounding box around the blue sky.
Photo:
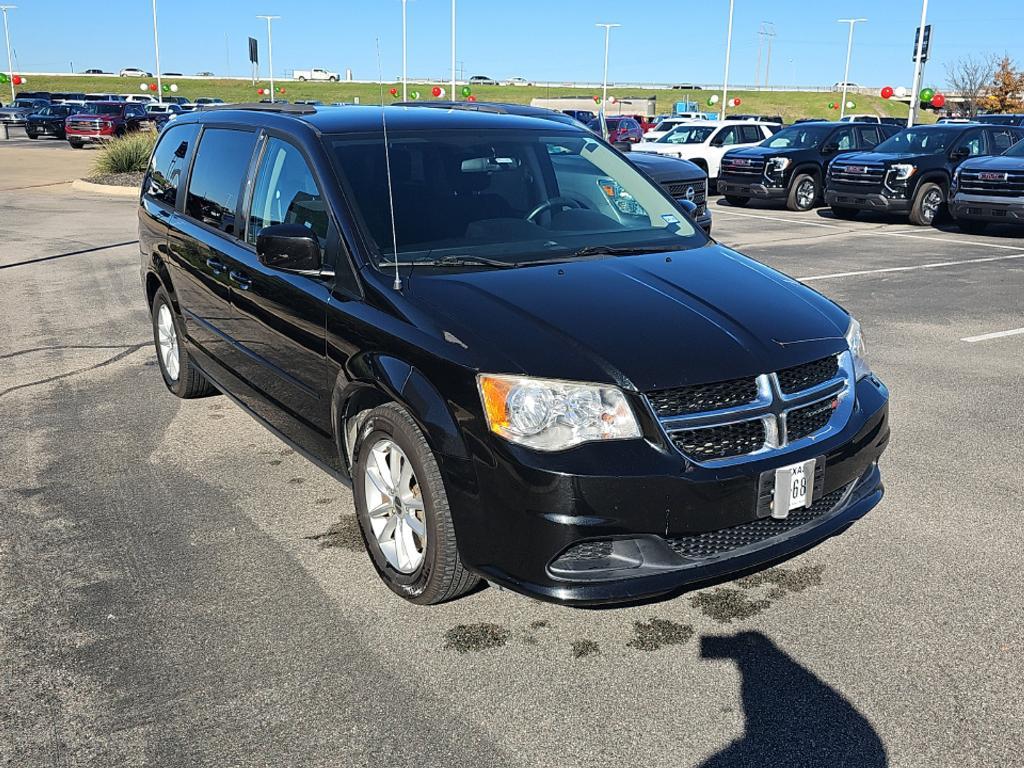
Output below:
[6,1,1023,89]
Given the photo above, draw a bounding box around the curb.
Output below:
[71,178,140,198]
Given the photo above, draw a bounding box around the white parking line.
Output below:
[961,327,1024,343]
[798,252,1024,281]
[713,208,1024,250]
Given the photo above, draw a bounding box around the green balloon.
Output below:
[162,84,170,92]
[460,85,471,97]
[920,88,935,102]
[0,72,7,84]
[411,90,421,100]
[706,98,715,107]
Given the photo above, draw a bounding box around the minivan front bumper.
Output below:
[445,375,889,605]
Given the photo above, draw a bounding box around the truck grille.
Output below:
[829,163,886,186]
[958,169,1024,197]
[69,119,106,131]
[663,179,707,215]
[721,157,765,177]
[649,353,850,465]
[648,376,758,417]
[670,419,767,461]
[666,484,851,560]
[777,355,838,394]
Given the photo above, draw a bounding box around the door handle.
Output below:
[205,257,227,273]
[229,270,253,290]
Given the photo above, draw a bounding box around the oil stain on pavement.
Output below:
[627,618,695,651]
[304,516,363,551]
[690,564,826,623]
[445,623,511,653]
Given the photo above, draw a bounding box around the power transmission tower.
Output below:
[757,22,777,88]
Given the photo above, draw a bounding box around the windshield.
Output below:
[764,125,832,149]
[1003,139,1024,157]
[83,104,123,115]
[328,129,706,268]
[12,100,39,108]
[656,125,715,144]
[875,127,958,154]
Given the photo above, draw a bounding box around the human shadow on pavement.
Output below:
[698,632,887,768]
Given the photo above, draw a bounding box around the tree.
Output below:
[945,54,997,117]
[981,56,1024,114]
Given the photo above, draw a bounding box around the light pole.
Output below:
[0,5,15,102]
[596,22,619,129]
[401,0,408,101]
[720,0,734,120]
[257,15,280,103]
[837,18,866,119]
[152,0,163,104]
[908,0,929,126]
[451,0,456,99]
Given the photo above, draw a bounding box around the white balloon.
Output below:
[140,83,148,92]
[709,94,720,104]
[170,83,178,92]
[895,86,908,98]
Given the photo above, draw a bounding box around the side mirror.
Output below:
[613,140,632,152]
[822,143,840,154]
[256,223,321,272]
[710,139,724,147]
[676,199,698,216]
[950,147,970,161]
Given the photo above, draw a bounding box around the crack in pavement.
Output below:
[0,342,150,361]
[0,240,139,270]
[0,343,150,399]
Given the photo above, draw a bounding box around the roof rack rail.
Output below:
[207,102,317,115]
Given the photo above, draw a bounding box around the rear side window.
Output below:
[185,128,258,236]
[988,127,1019,154]
[247,137,328,245]
[739,125,763,143]
[856,126,881,148]
[144,122,200,207]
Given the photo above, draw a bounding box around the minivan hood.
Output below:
[402,245,850,392]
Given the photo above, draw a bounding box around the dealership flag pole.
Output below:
[401,0,408,101]
[0,6,16,102]
[596,22,620,138]
[908,0,929,126]
[257,15,280,104]
[720,0,734,120]
[152,0,163,104]
[451,0,456,99]
[837,18,866,120]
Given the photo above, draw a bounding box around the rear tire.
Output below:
[150,286,217,399]
[909,181,945,226]
[26,131,38,139]
[352,403,480,605]
[830,206,860,220]
[725,195,749,207]
[787,173,819,212]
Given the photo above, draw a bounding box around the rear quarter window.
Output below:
[143,122,200,208]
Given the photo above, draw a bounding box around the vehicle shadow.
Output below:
[698,631,888,767]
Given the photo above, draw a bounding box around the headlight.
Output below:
[889,163,917,182]
[767,157,791,173]
[845,318,871,380]
[477,374,641,451]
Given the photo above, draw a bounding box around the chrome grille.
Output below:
[649,352,851,466]
[958,169,1024,197]
[663,178,708,215]
[829,163,886,186]
[69,119,106,131]
[721,157,765,177]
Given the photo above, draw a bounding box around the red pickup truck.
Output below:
[65,101,154,147]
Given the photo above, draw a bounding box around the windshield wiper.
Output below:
[568,244,688,258]
[379,254,517,269]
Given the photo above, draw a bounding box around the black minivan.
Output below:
[139,104,889,605]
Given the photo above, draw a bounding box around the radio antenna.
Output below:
[376,37,402,291]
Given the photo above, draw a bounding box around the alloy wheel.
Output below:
[921,189,942,223]
[796,179,816,209]
[363,439,427,573]
[156,302,180,381]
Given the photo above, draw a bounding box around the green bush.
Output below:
[92,131,158,175]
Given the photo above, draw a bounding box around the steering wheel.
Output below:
[525,196,586,223]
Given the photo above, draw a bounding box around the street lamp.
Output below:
[401,0,408,101]
[908,0,929,127]
[151,0,163,104]
[0,5,15,103]
[720,0,734,120]
[596,22,620,127]
[451,0,456,99]
[837,18,867,120]
[256,15,280,104]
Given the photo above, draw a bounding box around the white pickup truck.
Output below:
[292,68,339,82]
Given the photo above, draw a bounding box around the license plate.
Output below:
[771,459,816,519]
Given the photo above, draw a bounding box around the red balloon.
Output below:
[431,86,442,97]
[149,83,157,91]
[279,87,285,94]
[467,95,477,102]
[389,87,398,96]
[257,88,264,95]
[12,75,21,85]
[880,86,894,99]
[931,93,946,108]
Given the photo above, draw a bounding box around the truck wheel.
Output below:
[956,219,987,235]
[150,287,217,399]
[725,195,749,207]
[909,182,945,226]
[787,174,819,212]
[830,206,860,220]
[68,139,83,148]
[352,403,480,605]
[329,76,338,82]
[298,76,306,81]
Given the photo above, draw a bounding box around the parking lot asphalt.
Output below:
[2,140,1023,767]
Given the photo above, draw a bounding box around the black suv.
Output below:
[139,104,889,605]
[718,121,900,211]
[949,133,1024,232]
[825,123,1024,225]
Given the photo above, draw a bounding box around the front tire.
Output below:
[725,195,749,207]
[26,130,38,139]
[787,173,819,212]
[352,403,480,605]
[150,286,217,398]
[909,181,945,226]
[68,139,83,148]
